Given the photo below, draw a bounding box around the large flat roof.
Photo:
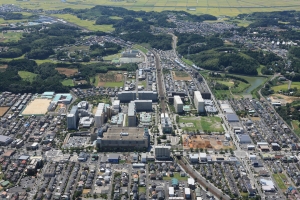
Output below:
[103,127,146,140]
[128,102,135,116]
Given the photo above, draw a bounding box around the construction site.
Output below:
[182,134,234,150]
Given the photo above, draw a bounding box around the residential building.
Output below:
[161,113,172,133]
[194,91,204,113]
[67,106,78,130]
[0,135,13,146]
[128,102,136,127]
[174,95,183,113]
[95,103,105,128]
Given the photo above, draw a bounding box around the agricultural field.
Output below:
[179,116,224,133]
[55,68,78,77]
[3,0,300,16]
[97,71,124,87]
[272,173,288,190]
[18,71,37,82]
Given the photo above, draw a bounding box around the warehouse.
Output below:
[0,135,13,146]
[237,134,252,144]
[226,113,239,122]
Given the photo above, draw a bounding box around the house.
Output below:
[189,154,199,163]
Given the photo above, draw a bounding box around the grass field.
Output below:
[292,120,300,137]
[103,52,122,61]
[104,82,124,87]
[0,32,23,43]
[61,79,74,86]
[163,172,188,181]
[3,0,300,17]
[271,81,300,92]
[51,14,114,32]
[138,187,146,194]
[273,173,287,190]
[18,71,37,82]
[181,57,194,66]
[179,116,224,132]
[133,44,148,54]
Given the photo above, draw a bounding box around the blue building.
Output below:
[108,153,120,163]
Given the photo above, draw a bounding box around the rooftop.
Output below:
[103,127,147,140]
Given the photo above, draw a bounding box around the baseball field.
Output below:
[2,0,300,16]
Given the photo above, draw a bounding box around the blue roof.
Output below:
[171,178,179,185]
[42,92,55,96]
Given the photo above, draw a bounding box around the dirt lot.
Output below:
[172,70,192,81]
[182,134,233,150]
[22,99,51,115]
[270,94,300,104]
[98,71,123,87]
[0,107,9,117]
[55,68,78,77]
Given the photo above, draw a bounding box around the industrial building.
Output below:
[226,113,239,122]
[118,91,158,102]
[155,146,171,160]
[237,134,252,144]
[174,95,183,113]
[67,106,78,130]
[161,113,172,133]
[95,103,105,128]
[128,102,136,127]
[52,93,73,104]
[0,135,13,146]
[96,127,150,150]
[194,91,204,113]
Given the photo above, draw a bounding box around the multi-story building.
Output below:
[194,91,204,113]
[174,95,183,113]
[95,103,105,128]
[132,100,152,112]
[67,106,78,129]
[155,146,171,160]
[128,102,136,127]
[118,91,158,102]
[161,113,172,133]
[96,127,150,150]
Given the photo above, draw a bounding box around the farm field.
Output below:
[3,0,300,16]
[55,68,78,77]
[97,71,124,87]
[18,71,37,82]
[272,173,288,190]
[179,116,224,133]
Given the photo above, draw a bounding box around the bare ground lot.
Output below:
[172,70,192,81]
[22,99,51,115]
[270,94,300,104]
[97,71,124,87]
[182,134,234,150]
[55,68,78,77]
[0,107,9,117]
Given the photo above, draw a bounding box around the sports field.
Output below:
[3,0,300,16]
[22,98,51,115]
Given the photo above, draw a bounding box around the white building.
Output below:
[199,153,207,162]
[174,95,183,113]
[169,187,174,197]
[189,154,199,163]
[185,188,191,199]
[188,178,195,189]
[194,91,204,113]
[112,100,120,110]
[95,103,105,128]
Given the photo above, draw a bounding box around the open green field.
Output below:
[271,81,300,92]
[3,0,300,16]
[292,120,300,137]
[18,71,37,82]
[163,172,188,181]
[181,57,194,66]
[217,80,234,87]
[61,79,74,86]
[103,52,122,61]
[179,116,224,132]
[104,82,124,87]
[273,173,287,190]
[138,187,146,193]
[1,32,23,43]
[51,14,114,32]
[133,44,148,54]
